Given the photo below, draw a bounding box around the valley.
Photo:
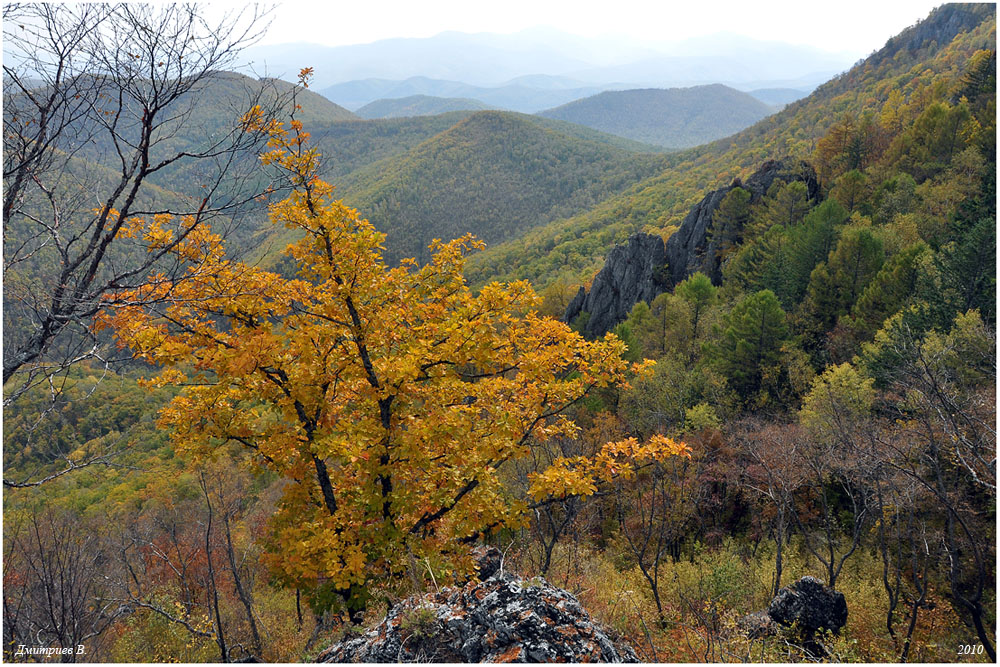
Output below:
[2,3,995,664]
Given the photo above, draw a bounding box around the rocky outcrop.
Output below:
[879,4,994,59]
[767,576,848,635]
[317,548,637,663]
[565,159,818,337]
[663,158,819,287]
[564,233,667,338]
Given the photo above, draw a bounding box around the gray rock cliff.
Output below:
[566,159,818,337]
[564,233,666,338]
[663,158,819,287]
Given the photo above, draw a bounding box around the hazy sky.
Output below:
[247,0,944,55]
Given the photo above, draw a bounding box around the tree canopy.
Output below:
[98,86,688,611]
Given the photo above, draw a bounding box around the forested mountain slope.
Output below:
[2,70,357,212]
[34,70,356,181]
[3,5,995,664]
[537,84,775,148]
[301,111,480,181]
[298,110,662,189]
[466,3,996,290]
[287,110,670,264]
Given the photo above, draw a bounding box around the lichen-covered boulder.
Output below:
[317,553,637,663]
[767,576,848,634]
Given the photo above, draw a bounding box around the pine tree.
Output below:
[802,226,885,332]
[710,187,752,259]
[848,242,930,340]
[709,290,791,406]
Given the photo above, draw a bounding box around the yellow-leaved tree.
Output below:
[98,74,688,616]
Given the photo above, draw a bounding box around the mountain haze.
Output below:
[356,95,499,118]
[245,28,858,91]
[320,76,615,113]
[746,87,810,107]
[465,3,997,289]
[538,84,775,149]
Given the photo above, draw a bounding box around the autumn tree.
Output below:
[861,310,996,659]
[621,294,689,360]
[675,272,718,359]
[814,112,887,180]
[615,452,699,623]
[829,169,870,214]
[736,421,805,597]
[3,508,123,661]
[100,96,687,616]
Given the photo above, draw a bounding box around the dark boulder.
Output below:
[767,576,848,635]
[317,551,638,663]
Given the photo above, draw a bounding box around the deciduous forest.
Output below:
[2,2,995,663]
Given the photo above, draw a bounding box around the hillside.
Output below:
[4,5,995,665]
[466,3,997,290]
[315,110,669,265]
[295,111,659,187]
[747,87,810,107]
[15,70,358,201]
[537,84,775,148]
[150,72,357,194]
[527,115,669,153]
[302,111,479,181]
[356,94,498,118]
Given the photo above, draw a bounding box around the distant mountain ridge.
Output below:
[356,95,499,118]
[537,84,775,149]
[244,28,857,91]
[320,76,617,113]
